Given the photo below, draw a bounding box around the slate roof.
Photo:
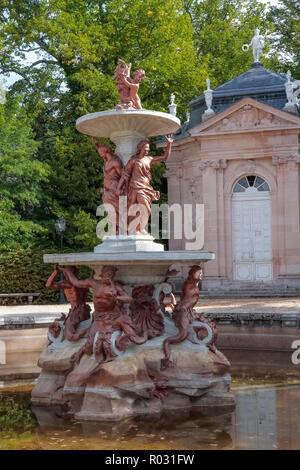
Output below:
[175,62,299,139]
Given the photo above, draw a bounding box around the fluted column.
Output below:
[165,165,183,251]
[272,154,300,277]
[201,161,219,278]
[215,159,227,278]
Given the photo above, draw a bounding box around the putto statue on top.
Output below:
[242,28,270,63]
[114,59,145,110]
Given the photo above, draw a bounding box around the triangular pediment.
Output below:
[189,97,300,136]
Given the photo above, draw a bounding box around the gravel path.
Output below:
[0,297,299,316]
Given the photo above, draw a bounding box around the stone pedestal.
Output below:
[94,235,164,253]
[202,108,215,122]
[283,103,298,115]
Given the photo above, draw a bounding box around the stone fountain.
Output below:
[31,60,235,421]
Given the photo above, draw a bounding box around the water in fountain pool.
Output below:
[1,377,300,450]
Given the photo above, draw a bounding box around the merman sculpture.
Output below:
[46,265,91,343]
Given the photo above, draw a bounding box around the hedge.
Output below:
[0,248,92,304]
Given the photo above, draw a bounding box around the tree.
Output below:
[0,94,49,250]
[268,0,300,76]
[0,0,204,250]
[0,1,282,251]
[183,0,275,87]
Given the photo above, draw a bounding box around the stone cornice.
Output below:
[202,312,300,328]
[199,159,227,170]
[272,154,300,165]
[165,166,183,178]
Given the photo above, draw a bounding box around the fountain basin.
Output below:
[76,109,180,164]
[43,250,215,284]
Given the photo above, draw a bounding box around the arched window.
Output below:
[233,175,270,193]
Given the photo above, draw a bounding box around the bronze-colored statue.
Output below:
[94,138,124,234]
[196,312,218,353]
[48,321,62,344]
[159,268,179,314]
[116,135,174,234]
[161,265,204,370]
[114,59,145,110]
[58,265,147,372]
[46,265,91,342]
[122,69,145,110]
[130,285,164,339]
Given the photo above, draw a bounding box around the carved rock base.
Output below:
[73,346,234,421]
[32,339,234,420]
[32,273,235,421]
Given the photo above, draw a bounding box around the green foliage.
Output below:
[0,246,93,302]
[267,0,300,76]
[72,209,99,251]
[183,0,275,87]
[0,392,36,431]
[0,247,60,302]
[0,0,206,256]
[0,0,296,286]
[0,95,50,250]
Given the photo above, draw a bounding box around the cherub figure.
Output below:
[122,69,145,110]
[114,59,145,110]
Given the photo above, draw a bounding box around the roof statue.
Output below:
[283,70,300,115]
[202,78,215,122]
[168,93,177,116]
[242,28,270,63]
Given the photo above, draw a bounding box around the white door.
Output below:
[232,177,272,282]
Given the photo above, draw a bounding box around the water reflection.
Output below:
[32,406,234,450]
[234,385,300,450]
[1,383,300,449]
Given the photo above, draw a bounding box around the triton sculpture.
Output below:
[46,265,91,343]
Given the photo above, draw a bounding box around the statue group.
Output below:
[94,61,174,235]
[114,59,145,110]
[46,263,219,377]
[32,59,234,421]
[94,135,173,235]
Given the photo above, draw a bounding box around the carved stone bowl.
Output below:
[76,109,180,164]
